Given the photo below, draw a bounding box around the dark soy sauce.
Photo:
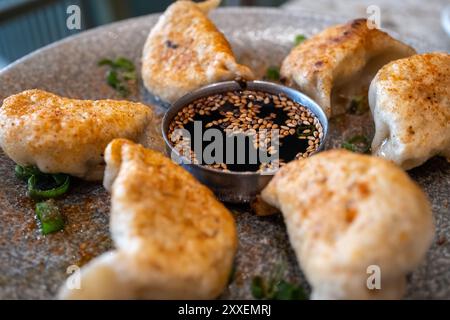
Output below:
[171,90,321,172]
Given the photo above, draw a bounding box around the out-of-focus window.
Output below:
[0,0,286,68]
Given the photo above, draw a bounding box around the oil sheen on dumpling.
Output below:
[142,0,254,103]
[280,19,416,117]
[369,52,450,170]
[0,89,164,181]
[59,139,237,299]
[261,150,434,300]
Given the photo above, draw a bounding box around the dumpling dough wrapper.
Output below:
[0,89,164,180]
[262,150,434,299]
[142,0,254,103]
[281,19,415,117]
[59,139,237,299]
[369,52,450,170]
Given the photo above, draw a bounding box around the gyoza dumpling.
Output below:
[0,89,164,181]
[142,0,254,103]
[280,19,416,117]
[261,150,434,300]
[59,139,237,299]
[369,52,450,170]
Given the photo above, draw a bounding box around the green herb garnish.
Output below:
[251,276,307,300]
[273,280,308,300]
[98,58,115,67]
[342,135,371,154]
[15,165,71,200]
[36,200,64,235]
[15,165,41,181]
[98,57,136,97]
[265,66,280,81]
[112,57,135,71]
[15,166,70,234]
[28,174,70,200]
[348,95,369,115]
[251,276,266,299]
[106,70,129,97]
[294,34,307,46]
[250,263,308,300]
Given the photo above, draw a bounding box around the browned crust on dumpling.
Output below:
[280,19,416,117]
[0,89,154,180]
[262,149,434,299]
[369,52,450,169]
[59,138,237,299]
[142,0,254,103]
[375,52,449,119]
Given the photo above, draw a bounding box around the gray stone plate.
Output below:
[0,8,448,300]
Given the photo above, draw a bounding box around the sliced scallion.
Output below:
[250,262,308,300]
[28,174,70,200]
[265,66,280,81]
[273,280,308,300]
[342,135,371,154]
[250,276,265,299]
[15,165,41,181]
[250,276,307,300]
[294,34,307,46]
[36,200,64,235]
[113,57,135,71]
[99,57,136,97]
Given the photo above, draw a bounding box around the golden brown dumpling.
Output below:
[281,19,416,117]
[369,52,450,169]
[142,0,254,103]
[262,150,434,299]
[0,89,162,180]
[59,139,237,299]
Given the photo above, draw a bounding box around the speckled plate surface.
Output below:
[0,8,448,300]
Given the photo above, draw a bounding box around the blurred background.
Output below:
[0,0,449,68]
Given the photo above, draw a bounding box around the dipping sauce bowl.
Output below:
[162,80,328,203]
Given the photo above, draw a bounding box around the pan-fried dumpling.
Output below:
[261,150,434,300]
[280,19,416,117]
[142,0,254,103]
[369,52,450,170]
[0,89,164,181]
[59,139,237,299]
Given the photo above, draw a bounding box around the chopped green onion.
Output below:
[251,276,265,299]
[251,276,307,300]
[36,200,64,235]
[342,135,371,154]
[15,165,71,199]
[14,166,70,234]
[348,95,369,115]
[99,57,136,97]
[106,70,130,97]
[97,58,115,67]
[15,165,41,181]
[294,34,307,46]
[122,71,137,81]
[113,57,135,71]
[265,66,280,81]
[28,174,70,200]
[273,280,308,300]
[98,57,135,71]
[106,69,120,87]
[250,262,308,300]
